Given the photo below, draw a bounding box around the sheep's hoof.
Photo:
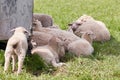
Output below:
[12,69,17,73]
[55,63,66,68]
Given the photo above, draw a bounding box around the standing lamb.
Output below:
[68,30,95,56]
[68,15,110,42]
[31,36,65,67]
[4,27,30,75]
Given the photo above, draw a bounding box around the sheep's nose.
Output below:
[28,32,31,36]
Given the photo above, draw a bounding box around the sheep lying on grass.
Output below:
[30,31,65,57]
[68,15,110,42]
[4,27,30,75]
[32,19,60,32]
[31,36,65,67]
[33,13,53,27]
[32,20,93,56]
[68,31,95,56]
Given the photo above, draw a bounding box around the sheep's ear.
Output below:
[10,28,15,32]
[80,31,85,34]
[77,23,82,26]
[24,30,31,36]
[68,23,72,26]
[56,38,64,46]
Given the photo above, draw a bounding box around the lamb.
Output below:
[31,36,65,67]
[68,30,95,56]
[68,15,110,42]
[32,20,93,56]
[32,19,60,31]
[33,13,53,27]
[30,31,65,57]
[32,20,80,49]
[4,27,30,75]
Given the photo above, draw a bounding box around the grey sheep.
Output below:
[33,13,53,27]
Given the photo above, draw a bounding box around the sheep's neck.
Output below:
[36,26,41,31]
[48,43,58,53]
[82,35,92,44]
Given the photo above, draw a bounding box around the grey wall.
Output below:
[0,0,33,40]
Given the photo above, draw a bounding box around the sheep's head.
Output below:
[81,31,96,44]
[68,15,94,32]
[32,19,42,31]
[68,21,81,32]
[11,27,30,36]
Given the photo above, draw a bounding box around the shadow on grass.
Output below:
[24,54,57,76]
[24,52,77,76]
[1,36,120,76]
[89,36,120,60]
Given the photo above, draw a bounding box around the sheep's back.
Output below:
[74,20,110,41]
[31,31,53,46]
[68,39,94,56]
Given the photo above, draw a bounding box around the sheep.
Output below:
[32,19,60,32]
[30,31,65,57]
[68,15,110,42]
[4,27,30,75]
[32,20,94,57]
[33,13,53,27]
[32,20,80,49]
[68,30,95,56]
[31,36,65,67]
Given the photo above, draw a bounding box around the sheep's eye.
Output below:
[77,23,81,26]
[33,23,37,26]
[68,23,73,26]
[87,33,90,35]
[24,31,28,34]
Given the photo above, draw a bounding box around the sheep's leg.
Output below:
[17,51,26,75]
[51,59,65,67]
[12,54,17,72]
[4,51,12,72]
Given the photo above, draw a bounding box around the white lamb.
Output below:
[68,15,110,42]
[31,36,65,67]
[4,27,30,75]
[68,30,95,56]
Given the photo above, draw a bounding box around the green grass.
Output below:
[1,0,120,79]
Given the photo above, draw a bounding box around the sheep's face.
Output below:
[30,40,37,48]
[32,19,42,31]
[68,21,81,32]
[81,31,96,40]
[68,15,93,32]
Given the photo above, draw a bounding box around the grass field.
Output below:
[0,0,120,80]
